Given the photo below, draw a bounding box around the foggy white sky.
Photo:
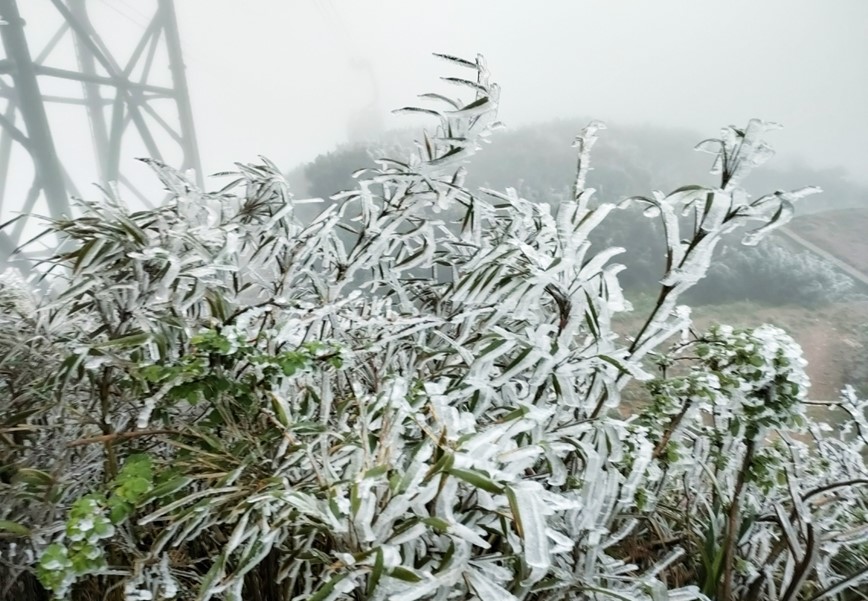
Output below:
[168,0,868,181]
[8,0,868,199]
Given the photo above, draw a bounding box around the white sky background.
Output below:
[169,0,868,182]
[7,0,868,214]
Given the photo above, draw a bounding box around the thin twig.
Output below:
[66,428,177,447]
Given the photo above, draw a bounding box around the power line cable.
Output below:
[116,0,151,24]
[96,0,149,30]
[313,0,354,59]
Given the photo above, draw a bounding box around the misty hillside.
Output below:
[293,119,868,214]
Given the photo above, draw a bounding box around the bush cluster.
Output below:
[1,54,866,601]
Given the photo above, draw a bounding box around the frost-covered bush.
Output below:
[634,325,867,599]
[1,54,867,601]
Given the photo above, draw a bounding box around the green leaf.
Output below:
[71,238,105,275]
[477,337,509,358]
[392,106,442,118]
[422,451,454,484]
[0,519,30,536]
[270,394,291,427]
[447,468,504,494]
[498,347,533,379]
[196,553,227,601]
[505,486,523,537]
[119,454,153,480]
[308,574,347,601]
[292,421,326,435]
[396,242,428,268]
[12,468,54,488]
[583,291,600,338]
[423,517,450,532]
[367,548,384,596]
[448,96,491,117]
[667,184,708,196]
[363,465,389,479]
[95,331,150,349]
[350,483,361,516]
[389,566,423,583]
[437,541,456,573]
[108,499,132,524]
[278,352,308,376]
[598,354,629,374]
[191,428,224,452]
[140,476,192,505]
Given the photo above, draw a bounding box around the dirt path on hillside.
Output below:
[789,209,868,274]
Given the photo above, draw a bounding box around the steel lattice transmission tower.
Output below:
[0,0,201,258]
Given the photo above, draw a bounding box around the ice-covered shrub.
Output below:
[1,54,866,601]
[633,325,868,599]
